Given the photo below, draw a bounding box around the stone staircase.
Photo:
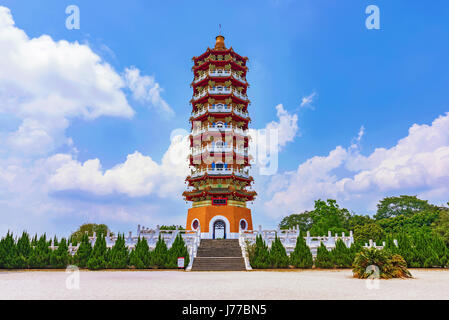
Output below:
[191,239,247,271]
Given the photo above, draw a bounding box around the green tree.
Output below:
[107,234,129,269]
[309,199,350,236]
[394,232,417,268]
[0,232,18,269]
[331,239,353,268]
[374,195,434,220]
[70,223,113,244]
[279,211,312,231]
[16,232,31,269]
[269,236,289,268]
[349,241,364,264]
[28,234,51,268]
[73,233,92,268]
[315,242,333,269]
[353,223,385,244]
[129,237,150,269]
[50,238,70,269]
[348,214,375,230]
[166,233,190,269]
[150,235,168,268]
[87,234,108,270]
[248,235,270,269]
[431,208,449,246]
[377,210,439,235]
[289,235,313,268]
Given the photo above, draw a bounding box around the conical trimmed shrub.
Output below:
[50,238,70,269]
[73,233,92,268]
[289,235,313,268]
[29,234,51,268]
[87,234,107,270]
[0,232,17,269]
[331,239,353,268]
[107,234,129,269]
[315,242,333,269]
[129,236,150,269]
[249,235,270,269]
[269,236,289,268]
[151,235,168,268]
[166,233,190,269]
[16,232,31,269]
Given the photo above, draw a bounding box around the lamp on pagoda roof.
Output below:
[215,35,226,50]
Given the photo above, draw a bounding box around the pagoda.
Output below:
[183,35,257,239]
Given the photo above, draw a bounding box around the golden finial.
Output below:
[215,25,226,50]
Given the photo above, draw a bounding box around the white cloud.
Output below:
[264,113,449,217]
[300,92,317,109]
[124,66,174,117]
[48,133,190,197]
[249,104,299,174]
[0,6,134,156]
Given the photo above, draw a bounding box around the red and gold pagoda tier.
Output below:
[183,35,257,239]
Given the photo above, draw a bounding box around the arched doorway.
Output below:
[213,220,226,239]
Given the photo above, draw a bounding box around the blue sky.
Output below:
[0,0,448,237]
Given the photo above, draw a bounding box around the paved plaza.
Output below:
[1,269,449,300]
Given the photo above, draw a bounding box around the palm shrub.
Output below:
[269,236,289,268]
[249,235,270,269]
[315,242,333,268]
[107,234,129,269]
[353,247,412,279]
[289,235,313,268]
[87,234,108,270]
[16,232,31,269]
[29,234,51,268]
[151,235,168,268]
[166,233,190,269]
[129,237,150,269]
[331,239,353,268]
[0,232,18,269]
[73,233,92,268]
[50,238,70,268]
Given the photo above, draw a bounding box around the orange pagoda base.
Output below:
[186,205,253,239]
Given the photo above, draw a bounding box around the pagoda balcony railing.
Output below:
[232,89,248,101]
[233,108,249,118]
[190,146,248,156]
[193,70,245,83]
[208,87,232,95]
[192,90,207,101]
[192,88,248,102]
[190,168,250,178]
[209,70,231,77]
[207,145,233,153]
[191,125,248,136]
[231,72,246,83]
[191,104,249,118]
[193,73,208,83]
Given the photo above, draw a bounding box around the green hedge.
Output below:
[0,231,190,270]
